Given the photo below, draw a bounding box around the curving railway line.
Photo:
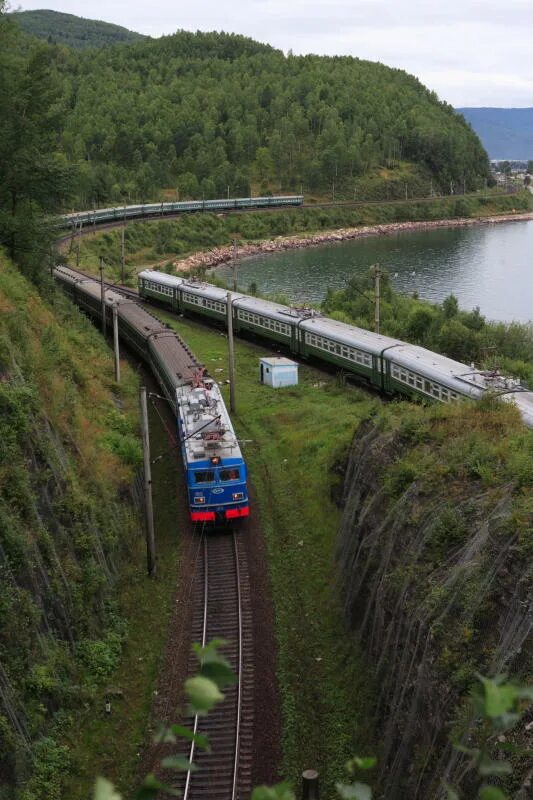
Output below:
[178,532,254,800]
[53,265,259,787]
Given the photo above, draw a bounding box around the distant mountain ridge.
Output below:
[457,107,533,160]
[8,9,147,49]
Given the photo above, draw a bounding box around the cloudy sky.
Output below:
[12,0,533,107]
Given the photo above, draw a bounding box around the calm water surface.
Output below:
[214,220,533,323]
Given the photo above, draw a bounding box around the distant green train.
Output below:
[138,269,533,427]
[61,195,304,228]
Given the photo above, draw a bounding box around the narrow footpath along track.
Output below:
[176,531,254,800]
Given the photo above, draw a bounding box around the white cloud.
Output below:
[12,0,533,105]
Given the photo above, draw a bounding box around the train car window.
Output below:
[195,470,215,483]
[220,469,240,481]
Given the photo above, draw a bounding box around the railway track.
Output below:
[176,531,254,800]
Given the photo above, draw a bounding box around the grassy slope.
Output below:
[0,256,139,797]
[62,404,183,799]
[0,258,183,800]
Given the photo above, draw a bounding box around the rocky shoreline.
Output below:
[171,211,533,274]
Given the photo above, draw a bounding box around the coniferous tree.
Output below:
[0,3,73,280]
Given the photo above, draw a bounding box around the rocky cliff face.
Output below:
[336,405,532,799]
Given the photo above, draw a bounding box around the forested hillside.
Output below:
[0,7,73,281]
[24,25,490,208]
[0,5,493,267]
[9,10,146,49]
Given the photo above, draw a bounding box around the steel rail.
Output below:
[232,533,243,800]
[181,532,245,800]
[183,535,209,800]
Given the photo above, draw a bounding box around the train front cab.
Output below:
[187,456,249,524]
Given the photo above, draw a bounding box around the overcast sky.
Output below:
[12,0,533,107]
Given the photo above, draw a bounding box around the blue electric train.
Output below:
[53,266,249,523]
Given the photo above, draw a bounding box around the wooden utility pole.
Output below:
[227,291,236,413]
[99,258,106,337]
[371,264,381,334]
[120,223,126,284]
[232,239,238,291]
[112,303,120,383]
[140,386,156,577]
[76,221,81,267]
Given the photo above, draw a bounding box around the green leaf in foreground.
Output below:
[94,777,122,800]
[185,675,224,714]
[161,755,198,772]
[251,783,295,800]
[170,724,210,750]
[336,781,372,800]
[192,639,228,663]
[153,723,210,750]
[346,756,377,772]
[479,676,519,718]
[135,773,180,799]
[201,660,237,688]
[478,786,508,800]
[478,752,512,777]
[442,781,460,800]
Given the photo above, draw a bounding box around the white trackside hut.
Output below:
[259,357,299,388]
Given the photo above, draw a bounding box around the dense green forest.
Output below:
[1,4,494,275]
[7,10,491,211]
[57,31,491,206]
[0,6,73,280]
[9,10,146,49]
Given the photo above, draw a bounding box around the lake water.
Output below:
[214,220,533,323]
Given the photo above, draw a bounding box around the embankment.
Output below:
[336,401,532,799]
[176,211,533,274]
[0,259,143,798]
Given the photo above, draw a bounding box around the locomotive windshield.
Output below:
[195,470,215,483]
[193,468,241,483]
[220,469,240,481]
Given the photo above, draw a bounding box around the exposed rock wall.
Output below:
[337,411,532,799]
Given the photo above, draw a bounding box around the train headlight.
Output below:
[194,496,205,504]
[232,492,244,501]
